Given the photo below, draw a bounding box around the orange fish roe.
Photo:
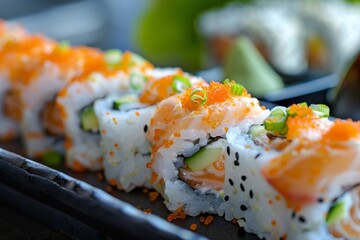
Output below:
[281,234,287,240]
[97,172,104,181]
[108,178,117,186]
[200,216,205,223]
[275,195,282,201]
[108,150,115,157]
[106,185,113,193]
[163,139,174,148]
[189,224,198,231]
[180,82,232,111]
[286,105,321,140]
[167,207,186,222]
[148,191,160,202]
[287,104,314,118]
[72,160,87,173]
[150,172,158,184]
[231,218,238,224]
[204,215,214,225]
[146,162,152,169]
[154,129,165,141]
[143,208,153,214]
[142,188,149,194]
[271,220,277,226]
[173,132,181,137]
[207,82,231,105]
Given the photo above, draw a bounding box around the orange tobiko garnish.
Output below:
[180,82,232,111]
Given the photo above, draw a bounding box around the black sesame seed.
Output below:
[255,153,261,159]
[240,205,248,211]
[240,183,245,192]
[234,160,239,166]
[298,216,306,223]
[226,146,230,156]
[317,198,324,203]
[241,175,247,181]
[291,211,296,219]
[235,152,239,160]
[143,125,148,133]
[224,195,229,201]
[249,190,253,199]
[228,179,234,186]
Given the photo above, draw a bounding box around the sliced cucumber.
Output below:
[80,106,99,132]
[112,95,138,110]
[310,104,330,118]
[185,147,222,172]
[42,151,62,168]
[326,201,346,225]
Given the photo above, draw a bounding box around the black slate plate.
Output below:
[0,141,261,240]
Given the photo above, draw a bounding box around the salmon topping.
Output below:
[262,119,360,206]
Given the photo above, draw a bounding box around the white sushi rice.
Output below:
[219,127,340,240]
[94,93,155,191]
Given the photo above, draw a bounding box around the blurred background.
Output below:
[1,0,360,118]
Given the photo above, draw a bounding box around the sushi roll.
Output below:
[16,44,105,158]
[0,21,27,140]
[1,35,58,146]
[147,81,269,216]
[220,103,360,239]
[94,68,207,191]
[56,50,153,172]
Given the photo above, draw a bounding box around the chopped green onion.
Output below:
[42,151,62,168]
[172,75,191,93]
[264,108,288,133]
[129,53,146,66]
[310,104,330,118]
[223,79,244,96]
[190,88,207,105]
[112,95,138,110]
[248,124,266,138]
[105,49,122,67]
[298,102,308,107]
[230,83,244,96]
[129,72,147,91]
[59,40,70,52]
[223,79,230,84]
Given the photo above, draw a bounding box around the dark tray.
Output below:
[0,141,260,240]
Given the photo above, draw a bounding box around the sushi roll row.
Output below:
[1,21,360,240]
